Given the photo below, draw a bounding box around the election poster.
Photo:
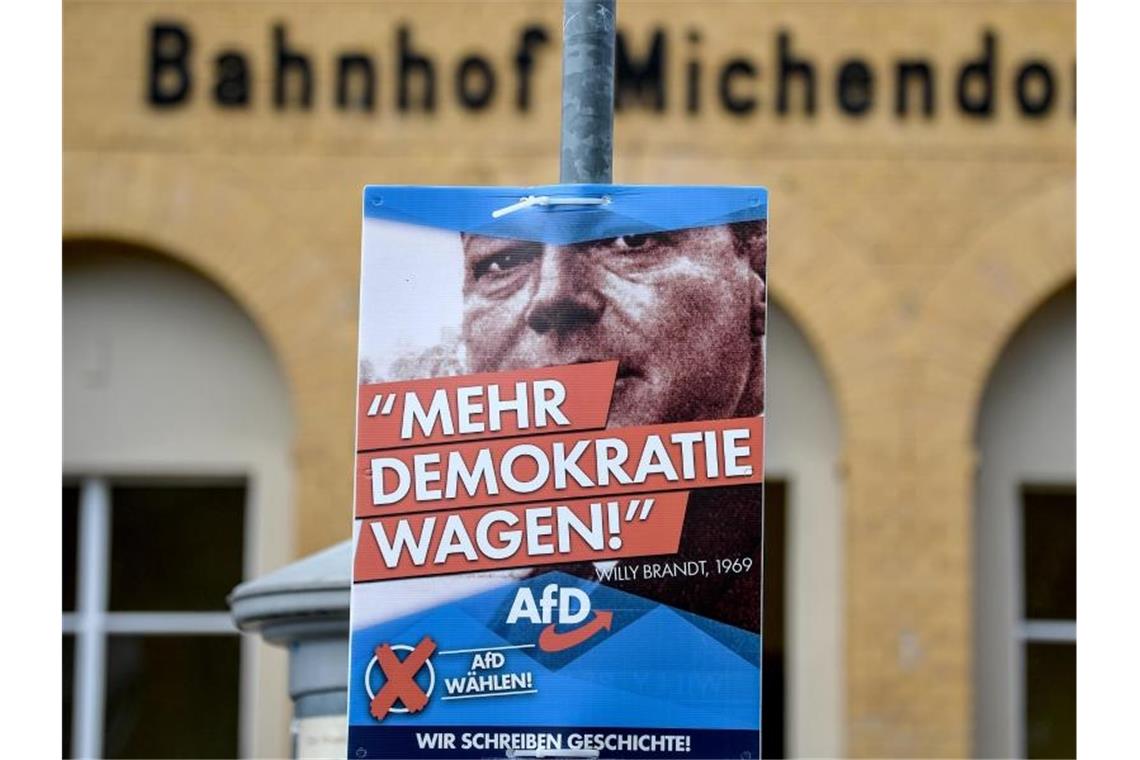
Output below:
[348,185,768,759]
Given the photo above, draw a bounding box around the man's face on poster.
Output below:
[460,223,765,428]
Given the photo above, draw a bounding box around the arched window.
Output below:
[765,301,845,759]
[63,242,294,759]
[974,284,1076,759]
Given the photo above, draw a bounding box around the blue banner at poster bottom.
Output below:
[348,725,759,759]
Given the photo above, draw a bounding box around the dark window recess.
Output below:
[103,635,241,759]
[63,635,75,759]
[1022,487,1076,620]
[63,485,79,612]
[1025,642,1076,759]
[762,480,787,760]
[109,484,245,611]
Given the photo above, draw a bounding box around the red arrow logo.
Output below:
[538,610,614,652]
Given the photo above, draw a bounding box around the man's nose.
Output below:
[525,245,605,335]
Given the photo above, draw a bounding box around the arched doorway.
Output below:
[62,241,295,758]
[765,301,845,758]
[974,283,1076,758]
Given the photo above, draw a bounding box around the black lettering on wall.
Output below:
[836,59,873,116]
[214,51,249,107]
[337,54,375,111]
[273,24,312,109]
[776,31,815,116]
[140,20,1075,124]
[719,58,758,115]
[148,22,192,107]
[895,60,935,117]
[686,29,702,114]
[958,31,996,117]
[514,25,550,112]
[456,55,496,110]
[398,25,436,112]
[616,29,666,111]
[1016,61,1055,117]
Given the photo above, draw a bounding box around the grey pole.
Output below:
[559,0,616,183]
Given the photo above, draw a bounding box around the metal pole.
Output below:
[560,0,616,183]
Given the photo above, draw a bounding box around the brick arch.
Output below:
[918,178,1075,447]
[765,190,900,449]
[62,235,303,453]
[972,276,1077,443]
[62,159,359,412]
[63,234,289,376]
[60,230,303,400]
[64,163,358,552]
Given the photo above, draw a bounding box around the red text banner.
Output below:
[354,416,764,518]
[354,491,689,582]
[357,361,618,451]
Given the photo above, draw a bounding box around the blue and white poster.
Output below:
[348,185,768,758]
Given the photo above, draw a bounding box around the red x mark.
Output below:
[369,635,437,721]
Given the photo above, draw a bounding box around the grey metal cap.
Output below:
[228,539,352,645]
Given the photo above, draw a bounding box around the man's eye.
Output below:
[473,246,539,279]
[614,233,665,251]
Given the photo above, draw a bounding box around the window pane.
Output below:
[109,484,245,611]
[1025,642,1076,758]
[762,481,787,760]
[63,635,75,759]
[63,485,79,612]
[103,635,240,759]
[1022,487,1076,620]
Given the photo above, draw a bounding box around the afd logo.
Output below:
[506,583,613,653]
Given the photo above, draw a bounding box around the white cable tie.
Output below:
[491,196,542,218]
[491,194,610,219]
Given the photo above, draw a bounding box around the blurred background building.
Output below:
[62,1,1074,757]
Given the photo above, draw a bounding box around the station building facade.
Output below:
[63,1,1075,757]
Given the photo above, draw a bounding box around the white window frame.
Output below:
[63,476,251,759]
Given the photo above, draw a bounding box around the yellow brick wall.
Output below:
[63,2,1075,755]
